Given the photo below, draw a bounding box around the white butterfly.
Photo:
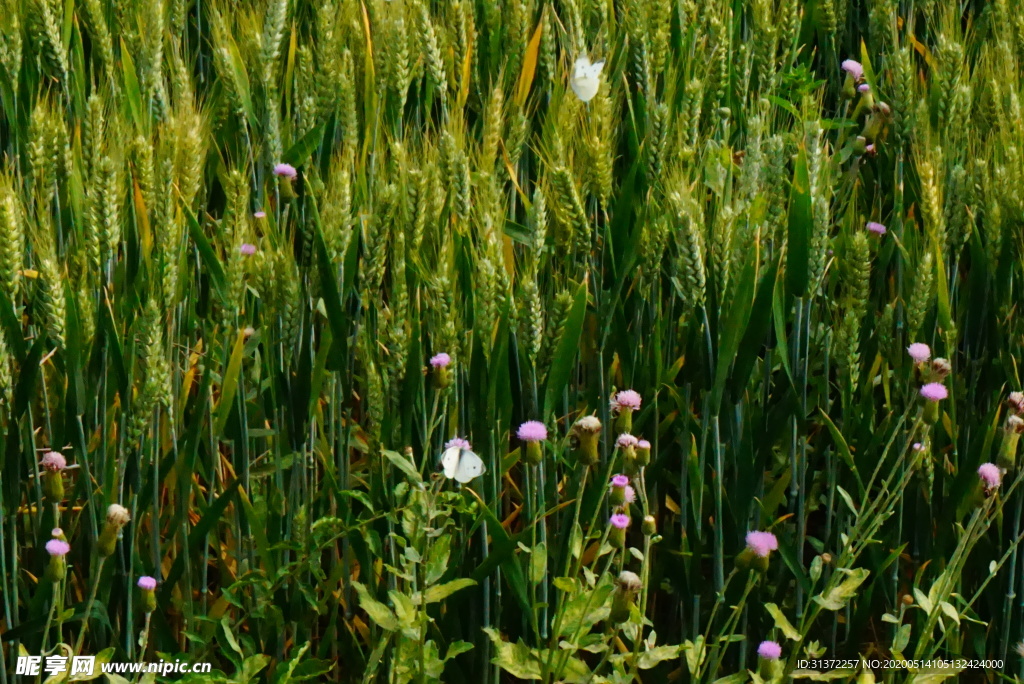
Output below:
[441,446,486,484]
[571,55,605,103]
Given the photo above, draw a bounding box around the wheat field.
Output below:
[1,0,1024,681]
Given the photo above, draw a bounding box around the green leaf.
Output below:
[637,645,683,670]
[682,637,706,676]
[389,589,417,627]
[483,627,543,680]
[529,541,547,584]
[282,124,325,167]
[382,449,422,483]
[764,603,800,640]
[236,654,271,684]
[792,669,857,681]
[556,580,614,637]
[352,581,400,631]
[786,144,812,297]
[444,641,474,661]
[711,251,758,411]
[119,38,142,129]
[213,330,247,438]
[543,279,589,418]
[818,409,865,496]
[812,568,870,611]
[892,623,911,652]
[729,257,779,402]
[182,202,227,299]
[423,578,476,603]
[425,534,452,585]
[712,674,751,684]
[271,642,312,684]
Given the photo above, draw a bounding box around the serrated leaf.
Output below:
[389,590,417,627]
[483,628,542,679]
[764,603,801,640]
[423,578,476,604]
[352,581,400,631]
[556,580,614,637]
[445,641,474,661]
[812,568,869,611]
[637,645,683,670]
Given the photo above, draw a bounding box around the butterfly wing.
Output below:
[441,447,461,479]
[570,57,603,102]
[454,449,485,484]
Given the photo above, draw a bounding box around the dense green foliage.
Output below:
[2,0,1024,681]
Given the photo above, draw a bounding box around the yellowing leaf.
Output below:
[516,15,544,106]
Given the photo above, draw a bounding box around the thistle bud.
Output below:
[609,513,629,549]
[609,474,629,507]
[39,451,67,503]
[274,163,297,200]
[610,390,642,435]
[1007,392,1024,415]
[610,570,642,624]
[517,421,547,466]
[757,639,784,680]
[636,439,651,468]
[98,504,131,557]
[45,538,70,582]
[572,416,602,467]
[735,530,778,573]
[930,358,952,380]
[138,576,158,613]
[642,515,656,536]
[919,382,947,425]
[998,416,1023,472]
[617,434,639,475]
[429,352,452,389]
[977,463,1002,495]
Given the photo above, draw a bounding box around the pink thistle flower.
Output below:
[429,353,451,368]
[445,437,471,450]
[637,439,651,450]
[610,513,630,529]
[239,243,257,256]
[40,451,67,471]
[51,528,63,537]
[907,343,931,363]
[137,576,158,591]
[757,640,782,660]
[624,485,636,504]
[841,59,864,81]
[45,539,70,556]
[610,389,642,413]
[254,211,267,219]
[866,221,887,235]
[978,463,1002,489]
[745,531,779,558]
[517,421,548,442]
[912,442,924,452]
[611,474,630,488]
[920,383,948,401]
[858,83,871,93]
[274,163,297,179]
[616,434,639,449]
[865,143,876,154]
